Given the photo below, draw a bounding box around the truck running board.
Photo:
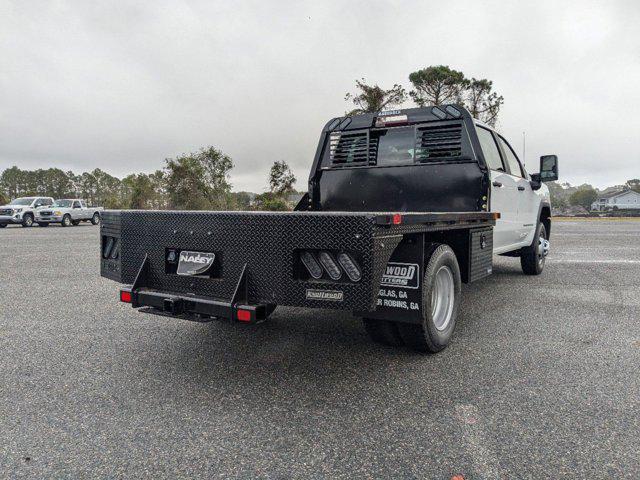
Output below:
[119,255,272,324]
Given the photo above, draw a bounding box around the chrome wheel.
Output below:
[431,265,455,331]
[537,231,550,266]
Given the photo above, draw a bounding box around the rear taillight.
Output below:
[337,253,362,282]
[298,250,361,282]
[120,290,132,303]
[300,251,323,279]
[317,251,342,280]
[102,237,114,258]
[102,236,119,259]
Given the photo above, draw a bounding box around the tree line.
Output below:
[0,149,298,211]
[345,65,504,126]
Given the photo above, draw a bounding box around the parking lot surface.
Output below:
[1,220,639,478]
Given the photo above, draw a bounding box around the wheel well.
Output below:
[540,206,551,237]
[423,230,471,283]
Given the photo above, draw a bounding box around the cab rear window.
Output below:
[374,127,416,165]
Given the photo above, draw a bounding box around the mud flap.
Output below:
[356,234,425,324]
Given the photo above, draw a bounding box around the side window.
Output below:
[73,201,81,208]
[498,136,524,177]
[476,127,504,171]
[35,198,48,207]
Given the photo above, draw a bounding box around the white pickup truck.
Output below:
[0,196,54,228]
[35,199,103,227]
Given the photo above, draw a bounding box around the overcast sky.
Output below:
[1,0,639,191]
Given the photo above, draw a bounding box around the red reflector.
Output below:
[120,290,132,303]
[237,309,252,322]
[392,214,402,225]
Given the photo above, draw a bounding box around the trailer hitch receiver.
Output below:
[163,297,184,315]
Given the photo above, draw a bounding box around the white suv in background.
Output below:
[0,197,54,228]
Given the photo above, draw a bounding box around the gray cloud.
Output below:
[1,0,639,191]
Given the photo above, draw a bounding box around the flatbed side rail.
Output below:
[374,211,499,226]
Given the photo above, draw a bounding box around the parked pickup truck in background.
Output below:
[100,105,558,353]
[36,199,103,227]
[0,196,54,228]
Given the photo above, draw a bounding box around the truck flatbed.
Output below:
[101,209,496,317]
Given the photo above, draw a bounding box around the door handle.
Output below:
[517,186,526,191]
[492,181,503,187]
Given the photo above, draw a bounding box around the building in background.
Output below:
[591,189,640,211]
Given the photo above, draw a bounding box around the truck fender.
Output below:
[537,201,552,237]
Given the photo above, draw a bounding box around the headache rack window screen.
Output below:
[415,122,463,162]
[327,121,466,168]
[329,131,375,166]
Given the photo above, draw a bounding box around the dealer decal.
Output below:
[380,262,420,289]
[177,251,216,276]
[306,289,344,302]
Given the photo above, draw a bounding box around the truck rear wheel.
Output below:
[91,212,100,225]
[521,222,548,275]
[362,318,404,346]
[397,244,461,353]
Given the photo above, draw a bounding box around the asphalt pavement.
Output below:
[1,220,639,479]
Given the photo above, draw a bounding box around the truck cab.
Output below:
[475,122,551,254]
[304,106,556,274]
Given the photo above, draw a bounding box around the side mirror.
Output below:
[530,155,558,190]
[539,155,558,182]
